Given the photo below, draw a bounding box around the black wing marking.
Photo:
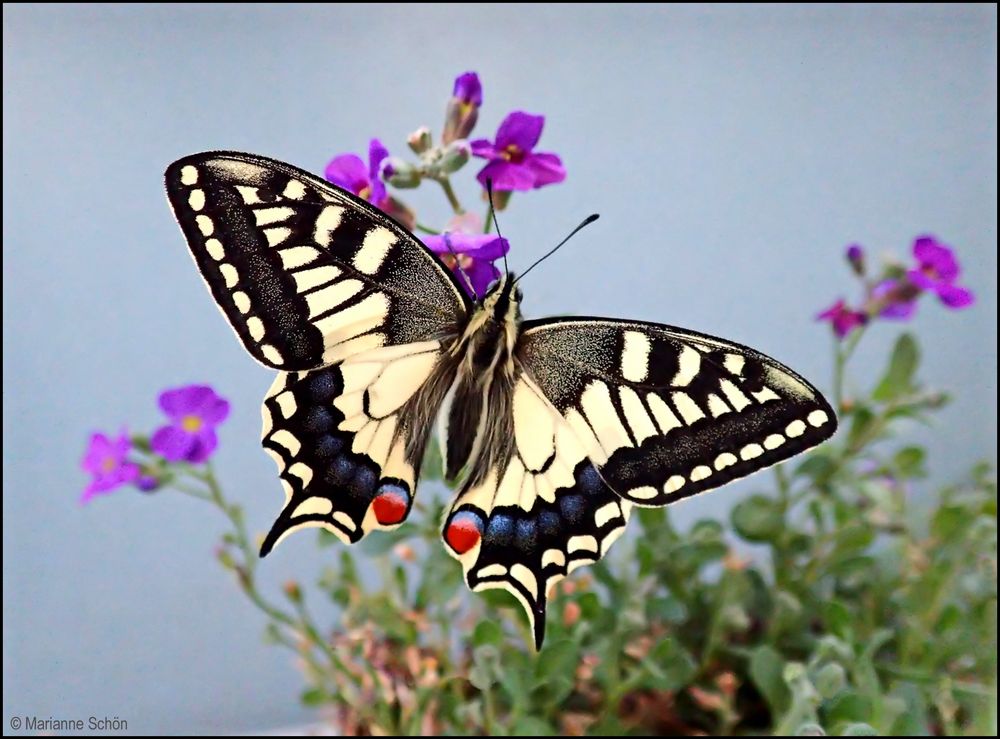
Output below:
[165,151,469,370]
[517,318,837,506]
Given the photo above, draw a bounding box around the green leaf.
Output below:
[847,407,877,449]
[732,495,785,541]
[814,663,847,700]
[647,594,687,624]
[300,687,328,707]
[473,620,504,647]
[771,590,805,636]
[893,446,926,478]
[825,691,873,725]
[872,333,919,402]
[535,638,579,686]
[750,645,791,715]
[511,717,556,736]
[839,723,878,736]
[795,451,838,485]
[641,637,697,691]
[822,600,853,641]
[469,645,502,690]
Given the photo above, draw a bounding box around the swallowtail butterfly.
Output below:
[166,152,837,648]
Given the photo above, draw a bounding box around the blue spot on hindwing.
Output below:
[306,371,339,402]
[559,494,586,524]
[303,407,335,434]
[515,517,538,553]
[538,509,561,537]
[313,435,343,459]
[485,513,514,546]
[578,464,602,495]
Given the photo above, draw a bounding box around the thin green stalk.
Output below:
[438,178,464,215]
[483,202,494,234]
[833,327,865,411]
[415,222,441,235]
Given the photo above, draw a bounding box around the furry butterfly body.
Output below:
[166,151,837,648]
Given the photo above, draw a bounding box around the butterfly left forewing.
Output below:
[165,152,469,370]
[441,374,631,649]
[518,318,837,506]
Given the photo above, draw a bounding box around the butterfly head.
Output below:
[481,272,523,324]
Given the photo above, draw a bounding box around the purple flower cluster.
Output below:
[322,72,567,299]
[80,385,229,503]
[471,112,566,192]
[424,230,511,298]
[817,235,975,339]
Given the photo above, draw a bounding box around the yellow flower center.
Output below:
[441,253,473,270]
[101,457,117,473]
[358,185,372,201]
[502,144,525,163]
[181,415,203,432]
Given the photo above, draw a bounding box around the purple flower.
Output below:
[80,430,140,504]
[846,244,865,276]
[151,385,230,463]
[454,72,483,107]
[424,231,510,298]
[471,111,566,192]
[443,72,483,144]
[325,138,389,206]
[324,139,416,230]
[871,279,918,320]
[816,299,868,339]
[906,235,975,309]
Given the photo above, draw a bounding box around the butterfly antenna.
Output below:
[486,179,509,277]
[514,214,600,285]
[442,232,475,296]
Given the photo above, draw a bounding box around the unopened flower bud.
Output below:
[442,71,482,144]
[215,547,236,570]
[381,157,420,189]
[135,473,160,493]
[283,580,303,603]
[438,140,470,175]
[846,244,865,276]
[407,126,433,155]
[563,600,581,627]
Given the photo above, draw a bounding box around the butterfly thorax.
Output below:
[442,274,523,482]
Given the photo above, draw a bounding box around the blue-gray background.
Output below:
[3,3,996,734]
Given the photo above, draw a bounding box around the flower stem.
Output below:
[483,202,494,234]
[833,326,866,411]
[438,178,464,215]
[415,222,441,235]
